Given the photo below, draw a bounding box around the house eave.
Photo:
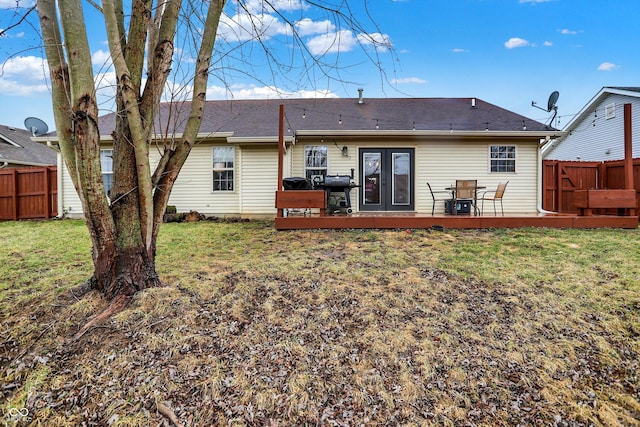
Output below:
[33,132,237,145]
[227,136,295,144]
[294,129,564,139]
[0,158,54,167]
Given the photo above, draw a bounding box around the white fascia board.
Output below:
[0,159,52,166]
[295,129,564,139]
[36,132,236,145]
[226,136,295,144]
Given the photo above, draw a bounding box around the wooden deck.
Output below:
[275,212,639,230]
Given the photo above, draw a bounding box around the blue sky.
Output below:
[0,0,638,131]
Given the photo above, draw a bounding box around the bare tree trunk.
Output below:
[89,242,160,300]
[36,0,385,310]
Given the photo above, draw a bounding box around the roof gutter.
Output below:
[227,136,295,144]
[0,159,54,167]
[33,131,236,145]
[295,129,565,138]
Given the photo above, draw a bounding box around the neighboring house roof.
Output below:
[92,97,559,140]
[0,125,57,167]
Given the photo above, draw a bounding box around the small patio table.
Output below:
[444,185,486,215]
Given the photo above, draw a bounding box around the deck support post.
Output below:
[623,103,633,190]
[277,104,285,218]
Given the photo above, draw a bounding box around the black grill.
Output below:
[316,173,359,214]
[282,177,312,190]
[323,175,352,187]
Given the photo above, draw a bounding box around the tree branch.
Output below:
[103,0,155,254]
[151,0,225,242]
[0,4,36,38]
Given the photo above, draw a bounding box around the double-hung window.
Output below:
[489,145,516,173]
[304,145,327,181]
[212,146,235,191]
[100,149,114,195]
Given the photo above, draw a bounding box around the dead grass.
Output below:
[1,220,639,426]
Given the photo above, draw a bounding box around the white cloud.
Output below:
[0,55,47,79]
[452,48,469,53]
[294,18,335,37]
[559,28,579,35]
[242,0,308,13]
[597,62,619,71]
[519,0,553,3]
[0,0,35,7]
[0,56,50,96]
[305,30,392,56]
[91,50,113,69]
[219,12,288,42]
[504,37,530,49]
[392,77,427,84]
[206,83,338,100]
[357,32,393,52]
[0,78,49,96]
[306,29,358,55]
[543,41,553,46]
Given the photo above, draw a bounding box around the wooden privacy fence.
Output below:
[0,166,57,221]
[543,159,640,213]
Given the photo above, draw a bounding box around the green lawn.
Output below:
[1,220,639,426]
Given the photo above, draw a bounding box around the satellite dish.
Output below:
[531,91,560,128]
[24,117,49,136]
[547,91,559,112]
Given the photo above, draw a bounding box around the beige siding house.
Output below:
[43,97,560,218]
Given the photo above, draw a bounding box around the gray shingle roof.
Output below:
[0,125,57,166]
[97,97,554,138]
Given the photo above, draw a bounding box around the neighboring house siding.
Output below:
[545,94,640,161]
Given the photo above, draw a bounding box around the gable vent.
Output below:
[605,103,616,119]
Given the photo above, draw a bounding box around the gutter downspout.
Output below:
[0,161,8,169]
[56,152,64,218]
[44,139,66,218]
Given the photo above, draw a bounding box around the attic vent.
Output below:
[605,103,616,119]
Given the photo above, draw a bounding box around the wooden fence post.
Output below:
[12,169,18,221]
[44,167,51,219]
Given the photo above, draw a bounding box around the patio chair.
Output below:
[478,181,509,216]
[454,179,479,215]
[427,183,453,215]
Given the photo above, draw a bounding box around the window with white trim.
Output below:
[212,146,235,191]
[489,145,516,173]
[100,149,114,194]
[304,145,328,181]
